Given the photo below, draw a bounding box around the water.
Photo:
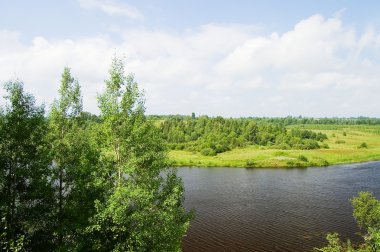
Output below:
[178,161,380,251]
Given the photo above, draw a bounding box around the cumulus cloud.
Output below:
[1,14,380,117]
[78,0,144,20]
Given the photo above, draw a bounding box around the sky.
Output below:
[1,0,380,117]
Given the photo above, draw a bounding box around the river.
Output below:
[178,161,380,251]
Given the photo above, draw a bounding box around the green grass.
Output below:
[169,125,380,168]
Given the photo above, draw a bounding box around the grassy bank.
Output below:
[169,125,380,168]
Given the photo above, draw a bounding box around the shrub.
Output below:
[358,142,368,149]
[286,160,303,167]
[321,143,330,149]
[246,159,255,167]
[335,140,346,144]
[316,132,328,141]
[298,155,308,162]
[277,143,291,150]
[201,148,217,156]
[175,143,185,150]
[169,143,177,150]
[299,139,320,150]
[214,143,229,153]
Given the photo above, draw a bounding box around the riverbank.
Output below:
[169,125,380,168]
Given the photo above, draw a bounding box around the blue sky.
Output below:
[1,0,380,117]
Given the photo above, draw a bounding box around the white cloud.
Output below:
[78,0,143,20]
[1,14,380,117]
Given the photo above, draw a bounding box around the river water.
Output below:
[178,161,380,251]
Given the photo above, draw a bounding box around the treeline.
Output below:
[0,59,191,251]
[149,115,380,125]
[158,116,328,156]
[249,116,380,125]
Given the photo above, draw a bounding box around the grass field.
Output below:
[169,125,380,168]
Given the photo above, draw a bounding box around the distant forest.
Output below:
[149,115,380,125]
[79,114,380,157]
[146,115,379,156]
[157,116,327,155]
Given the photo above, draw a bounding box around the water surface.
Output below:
[178,162,380,251]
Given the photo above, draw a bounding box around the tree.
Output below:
[88,57,192,251]
[0,81,53,250]
[351,192,380,230]
[48,67,102,250]
[191,112,196,120]
[49,67,82,248]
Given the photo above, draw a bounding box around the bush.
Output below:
[277,143,291,150]
[316,132,328,141]
[201,148,216,156]
[298,155,308,162]
[169,143,177,150]
[175,143,185,150]
[335,140,346,144]
[322,160,330,166]
[321,143,330,149]
[214,143,229,153]
[358,142,368,149]
[286,160,303,167]
[246,159,255,167]
[343,131,347,136]
[298,139,320,150]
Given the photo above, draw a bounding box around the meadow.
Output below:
[169,125,380,168]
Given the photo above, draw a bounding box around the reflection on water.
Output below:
[178,162,380,252]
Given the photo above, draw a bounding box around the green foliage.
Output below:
[1,217,25,252]
[335,139,346,144]
[358,142,368,149]
[298,155,308,162]
[1,60,192,251]
[364,227,380,251]
[152,115,380,126]
[247,116,380,125]
[191,112,196,120]
[87,57,192,251]
[315,233,343,252]
[285,160,303,167]
[351,192,380,230]
[201,148,217,156]
[159,116,327,156]
[321,143,330,149]
[0,81,53,250]
[246,159,256,167]
[48,67,103,250]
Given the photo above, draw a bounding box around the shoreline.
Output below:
[172,158,380,169]
[169,126,380,169]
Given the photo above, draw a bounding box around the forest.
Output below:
[158,115,329,156]
[0,58,192,251]
[150,115,380,168]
